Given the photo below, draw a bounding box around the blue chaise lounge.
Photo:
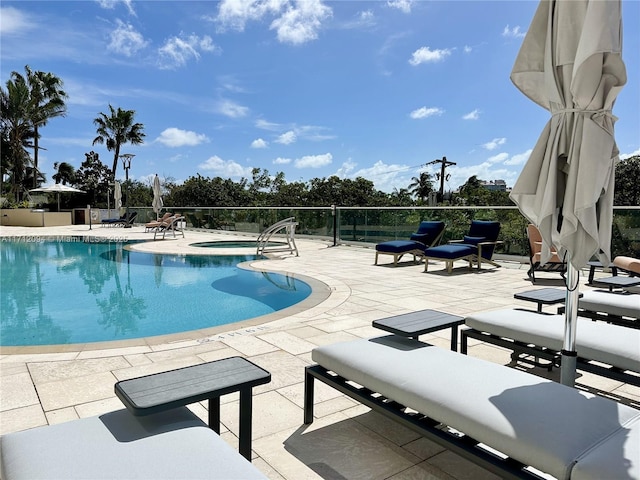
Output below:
[423,220,502,273]
[375,221,445,266]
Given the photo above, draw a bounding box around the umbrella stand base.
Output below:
[560,350,577,386]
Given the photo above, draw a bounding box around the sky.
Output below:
[1,0,639,194]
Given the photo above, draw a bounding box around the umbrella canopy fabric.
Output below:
[114,181,122,210]
[152,175,163,218]
[509,0,627,270]
[509,0,626,386]
[30,184,85,211]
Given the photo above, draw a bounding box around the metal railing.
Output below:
[125,205,640,259]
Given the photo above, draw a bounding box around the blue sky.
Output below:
[2,0,639,194]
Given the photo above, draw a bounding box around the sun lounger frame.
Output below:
[558,304,639,329]
[460,327,640,387]
[304,364,543,480]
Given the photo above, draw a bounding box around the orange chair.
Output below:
[526,224,566,282]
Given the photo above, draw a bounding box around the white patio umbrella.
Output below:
[152,174,163,220]
[30,184,85,211]
[114,181,122,212]
[509,0,627,385]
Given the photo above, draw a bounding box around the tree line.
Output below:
[2,65,639,210]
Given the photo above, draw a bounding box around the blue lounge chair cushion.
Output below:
[409,221,446,245]
[376,240,426,254]
[424,244,475,259]
[463,235,485,245]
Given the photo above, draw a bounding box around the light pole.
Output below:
[119,154,135,228]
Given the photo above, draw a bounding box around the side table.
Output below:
[593,276,640,292]
[514,288,582,313]
[372,309,464,351]
[115,357,271,460]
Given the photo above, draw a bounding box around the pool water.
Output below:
[0,239,311,346]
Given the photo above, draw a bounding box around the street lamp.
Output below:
[119,154,135,229]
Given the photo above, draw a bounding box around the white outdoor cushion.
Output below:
[572,415,640,480]
[312,336,640,480]
[579,289,640,319]
[465,309,640,373]
[0,407,266,480]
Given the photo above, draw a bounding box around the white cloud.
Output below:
[482,137,507,150]
[98,0,136,16]
[464,45,472,54]
[0,7,35,34]
[158,33,220,69]
[156,128,209,147]
[502,25,525,38]
[487,152,509,165]
[198,155,252,178]
[463,109,480,120]
[270,0,333,45]
[273,157,292,164]
[217,99,249,118]
[107,20,148,57]
[387,0,413,14]
[504,149,532,165]
[216,0,287,31]
[410,107,444,119]
[346,160,414,193]
[251,138,268,149]
[216,0,331,45]
[409,46,452,65]
[620,148,640,160]
[341,10,376,29]
[335,159,357,178]
[255,119,282,131]
[276,130,297,145]
[294,152,332,168]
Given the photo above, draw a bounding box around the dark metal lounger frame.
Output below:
[557,305,639,330]
[303,364,546,480]
[460,327,640,387]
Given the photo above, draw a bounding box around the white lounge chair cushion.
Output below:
[312,336,640,480]
[0,407,266,480]
[465,309,640,373]
[579,289,640,319]
[572,415,640,480]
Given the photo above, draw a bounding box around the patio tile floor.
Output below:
[1,224,638,479]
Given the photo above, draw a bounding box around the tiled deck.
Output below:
[1,224,638,480]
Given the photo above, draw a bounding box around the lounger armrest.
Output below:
[448,239,464,244]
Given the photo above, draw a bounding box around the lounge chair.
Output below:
[0,406,266,479]
[614,255,640,276]
[423,220,502,273]
[461,308,640,385]
[145,212,173,232]
[559,288,640,329]
[304,336,640,480]
[153,214,185,240]
[526,223,566,282]
[374,221,445,266]
[102,211,137,227]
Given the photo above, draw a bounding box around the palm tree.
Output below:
[0,77,35,201]
[408,172,434,203]
[92,105,145,179]
[18,65,68,188]
[52,161,76,185]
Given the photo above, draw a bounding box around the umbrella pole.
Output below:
[560,255,580,386]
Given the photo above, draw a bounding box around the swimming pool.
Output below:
[0,239,312,346]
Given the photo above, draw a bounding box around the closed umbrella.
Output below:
[509,0,627,385]
[152,174,163,220]
[30,184,85,211]
[114,181,122,214]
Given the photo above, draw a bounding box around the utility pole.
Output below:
[426,156,456,203]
